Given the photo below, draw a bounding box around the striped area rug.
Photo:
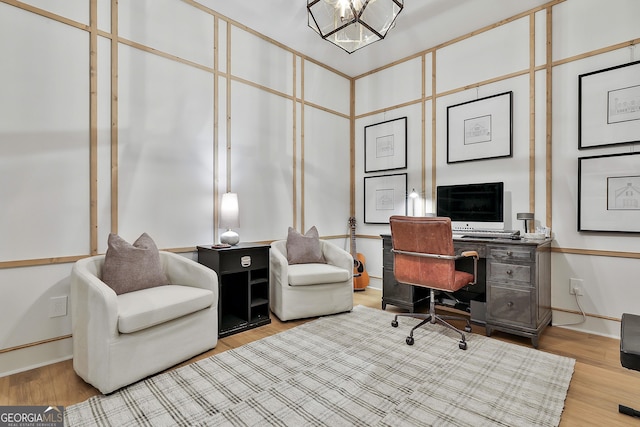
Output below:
[65,305,574,426]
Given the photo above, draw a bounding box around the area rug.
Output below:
[65,305,575,426]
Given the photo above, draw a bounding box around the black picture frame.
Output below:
[446,91,513,164]
[363,173,407,224]
[364,117,407,173]
[578,60,640,149]
[578,151,640,233]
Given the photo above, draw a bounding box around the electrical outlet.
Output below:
[49,296,67,318]
[569,278,584,296]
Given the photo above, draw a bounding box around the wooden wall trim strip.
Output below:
[552,247,640,259]
[0,335,72,355]
[110,0,118,234]
[553,306,621,323]
[546,7,553,230]
[90,0,98,255]
[213,16,219,243]
[529,12,536,213]
[300,59,306,231]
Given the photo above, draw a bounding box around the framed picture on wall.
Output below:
[364,117,407,173]
[446,91,513,163]
[578,152,640,233]
[578,60,640,149]
[364,173,407,224]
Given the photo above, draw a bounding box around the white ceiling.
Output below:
[196,0,551,77]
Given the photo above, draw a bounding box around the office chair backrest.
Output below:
[390,215,458,291]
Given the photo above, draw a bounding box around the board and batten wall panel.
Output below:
[551,48,639,253]
[355,57,422,116]
[534,9,547,68]
[97,0,111,33]
[119,0,215,68]
[434,75,533,231]
[230,81,294,242]
[0,264,73,376]
[0,4,90,261]
[231,27,293,96]
[303,107,350,236]
[18,0,89,25]
[303,61,350,116]
[436,17,530,94]
[552,0,640,62]
[117,44,215,248]
[97,36,112,253]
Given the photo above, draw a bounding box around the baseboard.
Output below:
[0,337,72,377]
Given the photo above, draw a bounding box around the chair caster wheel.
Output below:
[464,325,472,333]
[406,336,414,346]
[459,341,467,350]
[391,320,398,328]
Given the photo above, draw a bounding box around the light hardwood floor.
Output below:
[1,288,638,426]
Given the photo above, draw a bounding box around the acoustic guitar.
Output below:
[348,217,369,291]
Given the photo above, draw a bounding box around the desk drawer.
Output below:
[488,262,531,285]
[487,283,533,327]
[488,246,534,262]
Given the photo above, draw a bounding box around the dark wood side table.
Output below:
[197,243,271,338]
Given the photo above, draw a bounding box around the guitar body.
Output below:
[348,217,370,291]
[353,252,370,290]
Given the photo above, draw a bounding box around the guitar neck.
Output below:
[350,226,357,257]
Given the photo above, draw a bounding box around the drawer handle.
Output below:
[506,251,512,256]
[506,269,513,275]
[507,301,514,308]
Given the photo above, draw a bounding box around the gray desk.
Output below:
[381,234,552,348]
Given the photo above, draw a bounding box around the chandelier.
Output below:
[307,0,404,54]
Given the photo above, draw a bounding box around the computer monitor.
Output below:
[436,182,504,230]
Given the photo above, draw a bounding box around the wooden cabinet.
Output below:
[197,243,271,338]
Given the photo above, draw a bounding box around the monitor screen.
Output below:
[436,182,504,229]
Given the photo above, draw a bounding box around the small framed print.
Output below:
[578,152,640,233]
[579,60,640,149]
[447,91,513,163]
[364,117,407,173]
[363,173,407,224]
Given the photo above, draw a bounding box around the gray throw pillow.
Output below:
[286,226,326,264]
[101,232,169,295]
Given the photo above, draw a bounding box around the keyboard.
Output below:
[453,229,521,240]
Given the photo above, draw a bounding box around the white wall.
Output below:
[353,0,640,339]
[0,0,350,376]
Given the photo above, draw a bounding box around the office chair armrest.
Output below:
[392,249,458,260]
[460,250,478,259]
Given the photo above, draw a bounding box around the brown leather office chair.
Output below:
[390,215,478,349]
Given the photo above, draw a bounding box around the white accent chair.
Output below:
[270,240,353,321]
[71,251,218,394]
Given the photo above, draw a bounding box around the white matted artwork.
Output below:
[578,152,640,233]
[447,91,513,163]
[364,117,407,172]
[579,60,640,149]
[364,173,407,224]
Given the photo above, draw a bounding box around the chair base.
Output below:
[391,289,471,350]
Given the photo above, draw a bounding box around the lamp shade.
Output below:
[219,193,240,229]
[516,212,534,221]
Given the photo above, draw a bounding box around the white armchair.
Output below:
[71,251,218,394]
[270,240,353,321]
